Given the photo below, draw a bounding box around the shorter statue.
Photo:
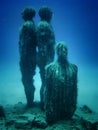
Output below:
[45,42,78,124]
[37,6,55,109]
[19,7,37,107]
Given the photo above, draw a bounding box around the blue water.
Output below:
[0,0,98,112]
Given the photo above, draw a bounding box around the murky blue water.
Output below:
[0,0,98,112]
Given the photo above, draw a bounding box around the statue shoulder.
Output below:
[45,62,56,70]
[37,21,52,32]
[20,21,35,31]
[73,63,78,69]
[73,64,78,72]
[67,63,78,77]
[69,63,78,71]
[45,61,58,74]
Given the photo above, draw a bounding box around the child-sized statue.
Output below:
[45,42,78,124]
[19,7,37,107]
[37,6,55,109]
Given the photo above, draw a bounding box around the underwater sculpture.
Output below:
[19,7,37,107]
[37,6,55,109]
[45,42,78,124]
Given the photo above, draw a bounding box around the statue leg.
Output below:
[22,75,35,107]
[20,60,36,107]
[39,68,45,110]
[37,54,46,110]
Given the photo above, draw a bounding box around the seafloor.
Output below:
[0,102,98,130]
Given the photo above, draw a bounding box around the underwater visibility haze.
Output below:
[0,0,98,113]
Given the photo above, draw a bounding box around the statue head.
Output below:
[22,7,36,21]
[56,41,68,63]
[38,6,52,22]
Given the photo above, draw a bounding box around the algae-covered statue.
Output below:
[45,42,78,124]
[37,6,55,109]
[19,7,37,107]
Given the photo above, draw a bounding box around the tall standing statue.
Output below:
[45,42,78,124]
[19,7,37,107]
[37,6,55,109]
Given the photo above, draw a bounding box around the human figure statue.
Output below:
[45,42,78,124]
[37,6,55,109]
[19,7,37,107]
